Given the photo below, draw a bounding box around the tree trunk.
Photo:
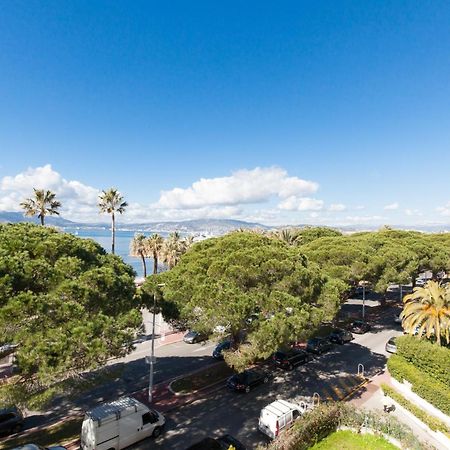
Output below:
[141,252,147,278]
[153,252,158,274]
[40,214,44,226]
[111,212,115,254]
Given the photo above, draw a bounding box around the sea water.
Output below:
[62,227,168,277]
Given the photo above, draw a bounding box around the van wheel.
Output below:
[245,386,251,393]
[153,426,162,438]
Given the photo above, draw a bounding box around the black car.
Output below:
[272,348,310,370]
[0,406,23,436]
[227,367,271,393]
[328,329,353,345]
[183,330,207,344]
[186,434,246,450]
[212,340,231,360]
[350,320,371,334]
[306,337,333,354]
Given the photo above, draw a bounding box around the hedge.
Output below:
[381,384,449,434]
[395,335,450,385]
[258,403,424,450]
[387,355,450,416]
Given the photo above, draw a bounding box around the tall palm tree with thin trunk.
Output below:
[401,281,450,346]
[130,233,148,277]
[145,233,164,274]
[98,188,128,254]
[161,232,184,269]
[20,189,61,225]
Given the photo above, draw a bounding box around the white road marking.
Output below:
[192,343,215,352]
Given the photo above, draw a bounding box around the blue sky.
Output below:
[0,1,449,226]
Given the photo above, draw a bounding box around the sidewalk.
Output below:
[350,369,444,449]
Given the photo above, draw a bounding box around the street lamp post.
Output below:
[148,293,156,403]
[362,284,366,320]
[148,283,165,404]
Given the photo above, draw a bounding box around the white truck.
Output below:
[258,399,307,439]
[80,397,165,450]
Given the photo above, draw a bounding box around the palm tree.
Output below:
[161,232,184,269]
[401,281,450,346]
[20,189,61,225]
[98,188,128,254]
[145,233,164,274]
[130,233,148,277]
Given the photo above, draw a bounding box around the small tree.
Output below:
[146,233,164,274]
[98,188,128,254]
[20,189,61,225]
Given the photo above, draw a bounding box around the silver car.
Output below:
[385,337,397,353]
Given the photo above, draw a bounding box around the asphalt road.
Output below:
[130,306,403,449]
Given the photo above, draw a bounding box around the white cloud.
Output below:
[278,197,324,211]
[404,208,423,217]
[384,202,399,210]
[437,202,450,217]
[0,164,101,222]
[328,203,346,212]
[156,167,318,209]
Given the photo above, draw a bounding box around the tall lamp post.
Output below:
[359,280,370,320]
[148,283,165,403]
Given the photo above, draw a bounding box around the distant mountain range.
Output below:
[0,211,449,234]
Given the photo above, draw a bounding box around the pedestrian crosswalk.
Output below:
[314,374,367,402]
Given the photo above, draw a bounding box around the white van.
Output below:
[258,399,306,439]
[80,397,165,450]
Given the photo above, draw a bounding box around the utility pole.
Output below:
[148,292,156,403]
[148,283,165,403]
[362,283,366,320]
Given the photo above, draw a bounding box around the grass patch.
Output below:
[310,430,397,450]
[0,417,81,449]
[171,362,234,394]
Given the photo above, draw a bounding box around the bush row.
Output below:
[258,402,424,450]
[396,335,450,385]
[387,355,450,416]
[381,383,449,434]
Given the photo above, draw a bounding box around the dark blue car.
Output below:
[212,340,231,360]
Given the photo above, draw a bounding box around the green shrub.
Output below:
[387,355,450,416]
[381,384,449,434]
[396,335,450,385]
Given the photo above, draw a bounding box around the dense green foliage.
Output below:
[258,403,423,450]
[0,223,142,386]
[396,335,450,385]
[381,384,450,434]
[387,355,450,415]
[298,229,450,292]
[146,232,346,370]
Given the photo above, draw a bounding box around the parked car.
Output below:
[212,340,231,360]
[80,397,165,450]
[306,337,333,354]
[0,406,23,436]
[186,434,246,450]
[385,337,397,353]
[327,329,353,344]
[272,348,310,370]
[183,330,207,344]
[258,399,307,439]
[12,445,67,450]
[227,367,272,393]
[350,320,371,334]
